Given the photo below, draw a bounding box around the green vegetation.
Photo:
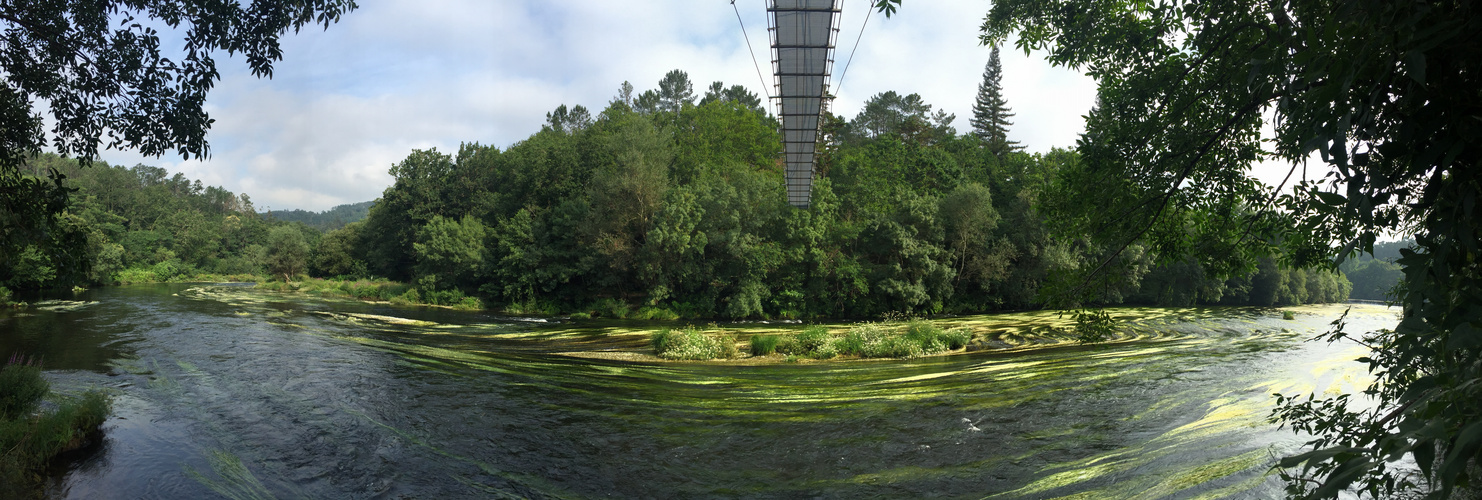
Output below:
[267,201,374,231]
[0,0,356,304]
[5,66,1351,321]
[749,334,781,356]
[0,357,111,494]
[670,320,975,361]
[5,154,323,287]
[838,321,971,358]
[651,326,738,360]
[778,326,838,359]
[1282,311,1296,321]
[288,69,1343,319]
[1338,239,1410,302]
[968,0,1480,495]
[1072,309,1117,344]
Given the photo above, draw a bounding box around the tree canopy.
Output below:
[0,0,357,289]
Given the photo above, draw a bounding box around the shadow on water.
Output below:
[0,284,1395,499]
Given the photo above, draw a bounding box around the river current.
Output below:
[0,284,1395,499]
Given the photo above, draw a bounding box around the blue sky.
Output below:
[93,1,1115,212]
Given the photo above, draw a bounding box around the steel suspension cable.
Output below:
[832,0,872,98]
[731,0,772,100]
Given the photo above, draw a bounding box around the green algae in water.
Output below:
[185,450,277,500]
[32,284,1394,498]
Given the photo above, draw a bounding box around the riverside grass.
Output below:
[256,279,483,311]
[0,360,111,494]
[667,320,972,361]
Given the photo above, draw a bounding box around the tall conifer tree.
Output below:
[970,47,1022,155]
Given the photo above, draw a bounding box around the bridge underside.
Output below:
[769,0,840,208]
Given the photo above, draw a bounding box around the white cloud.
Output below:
[92,0,1102,212]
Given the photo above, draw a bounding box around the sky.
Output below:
[88,0,1293,213]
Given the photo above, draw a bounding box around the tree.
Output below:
[264,225,310,282]
[633,89,662,115]
[847,91,955,145]
[582,110,672,274]
[613,81,636,108]
[969,47,1022,156]
[964,0,1482,497]
[412,215,486,290]
[360,148,455,280]
[0,0,357,285]
[656,69,695,114]
[544,104,592,133]
[311,222,365,278]
[938,182,1004,291]
[699,81,764,114]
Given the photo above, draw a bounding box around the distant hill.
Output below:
[1340,238,1414,301]
[267,201,375,231]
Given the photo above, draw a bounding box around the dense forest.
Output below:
[3,68,1352,318]
[332,68,1349,318]
[1339,239,1408,301]
[268,201,374,231]
[2,154,321,287]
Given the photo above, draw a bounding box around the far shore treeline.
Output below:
[3,70,1383,318]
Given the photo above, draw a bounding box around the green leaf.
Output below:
[1278,445,1361,468]
[1440,420,1482,479]
[1404,50,1427,85]
[1315,191,1347,206]
[1313,457,1374,498]
[1413,438,1435,479]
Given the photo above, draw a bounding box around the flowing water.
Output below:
[0,284,1397,499]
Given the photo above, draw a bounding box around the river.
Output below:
[0,284,1394,499]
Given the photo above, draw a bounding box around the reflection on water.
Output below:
[0,284,1395,498]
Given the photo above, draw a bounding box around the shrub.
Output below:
[633,306,680,321]
[1282,310,1297,320]
[904,320,948,353]
[592,298,630,319]
[389,288,421,306]
[0,286,10,307]
[775,335,800,355]
[874,335,926,358]
[569,312,591,320]
[651,326,737,360]
[421,287,466,306]
[750,335,781,355]
[774,327,838,359]
[942,328,971,350]
[114,267,160,284]
[453,296,484,311]
[0,362,47,420]
[1073,309,1117,343]
[836,322,946,359]
[796,326,832,352]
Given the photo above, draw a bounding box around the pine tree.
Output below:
[970,47,1022,155]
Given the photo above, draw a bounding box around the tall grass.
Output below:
[0,356,112,494]
[749,335,781,355]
